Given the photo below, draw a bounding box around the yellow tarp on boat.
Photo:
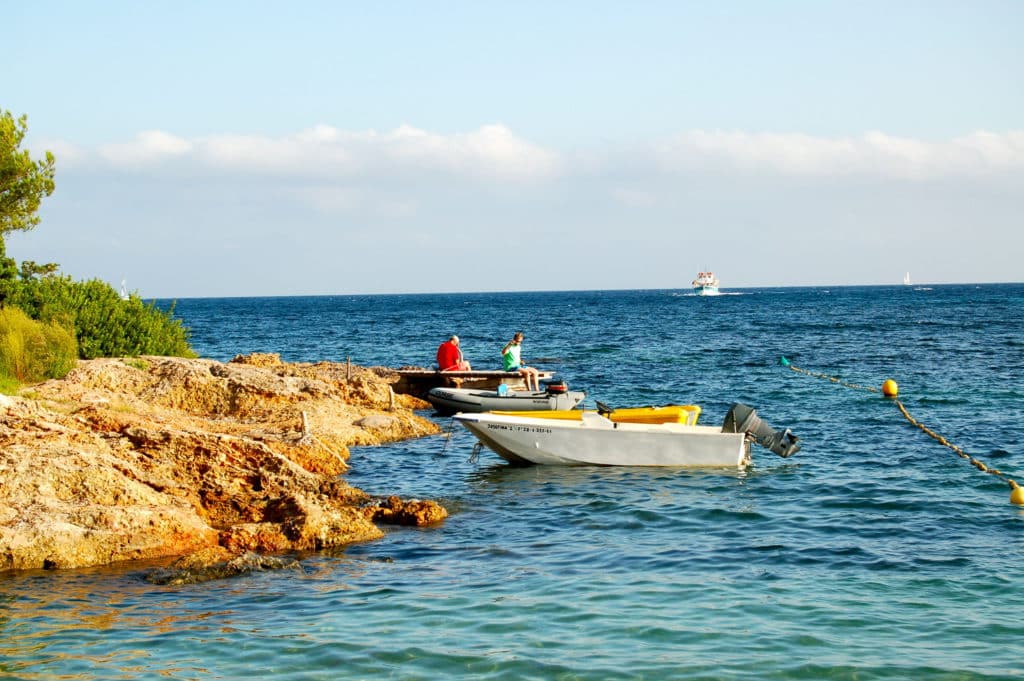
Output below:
[492,404,701,425]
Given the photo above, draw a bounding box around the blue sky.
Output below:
[6,1,1023,297]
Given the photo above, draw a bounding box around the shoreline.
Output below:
[0,353,447,578]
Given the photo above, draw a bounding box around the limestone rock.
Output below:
[230,352,283,367]
[145,550,302,585]
[366,495,449,526]
[0,356,446,572]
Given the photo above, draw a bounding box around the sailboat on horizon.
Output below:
[902,272,911,286]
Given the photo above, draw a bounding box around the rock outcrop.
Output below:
[0,354,446,573]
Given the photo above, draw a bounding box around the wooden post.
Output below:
[344,356,351,402]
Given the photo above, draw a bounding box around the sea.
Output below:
[2,284,1023,680]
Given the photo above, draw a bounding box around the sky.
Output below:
[5,0,1023,298]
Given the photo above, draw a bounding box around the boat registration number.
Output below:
[486,424,553,434]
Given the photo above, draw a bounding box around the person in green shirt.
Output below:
[501,331,540,391]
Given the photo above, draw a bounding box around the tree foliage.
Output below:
[0,111,56,236]
[5,274,194,359]
[0,305,77,383]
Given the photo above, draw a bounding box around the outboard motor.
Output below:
[721,403,801,458]
[545,380,569,395]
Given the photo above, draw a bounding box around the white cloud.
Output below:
[98,130,192,165]
[951,130,1024,171]
[32,138,86,166]
[46,126,1024,185]
[442,124,562,179]
[59,124,562,183]
[657,130,1024,180]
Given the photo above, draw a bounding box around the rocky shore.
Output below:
[0,353,447,578]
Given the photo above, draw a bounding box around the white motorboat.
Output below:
[692,271,720,296]
[428,381,585,416]
[454,403,799,467]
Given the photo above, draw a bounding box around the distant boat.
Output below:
[903,272,911,286]
[119,279,129,300]
[692,271,720,296]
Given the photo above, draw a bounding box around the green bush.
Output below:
[0,374,19,395]
[3,275,194,359]
[0,306,77,383]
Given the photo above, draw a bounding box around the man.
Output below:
[437,335,472,371]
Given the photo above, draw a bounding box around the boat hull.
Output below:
[454,412,750,467]
[428,387,586,416]
[693,285,720,296]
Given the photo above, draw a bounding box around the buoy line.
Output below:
[780,356,1023,506]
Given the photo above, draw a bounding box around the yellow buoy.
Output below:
[882,379,899,397]
[1010,483,1024,506]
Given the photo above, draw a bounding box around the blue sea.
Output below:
[3,285,1023,680]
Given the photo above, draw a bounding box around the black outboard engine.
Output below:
[545,380,569,395]
[721,404,801,458]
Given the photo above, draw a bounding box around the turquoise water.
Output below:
[2,285,1023,680]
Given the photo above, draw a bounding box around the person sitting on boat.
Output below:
[502,332,540,391]
[437,335,472,371]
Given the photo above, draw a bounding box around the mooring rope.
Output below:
[437,418,458,457]
[780,356,1023,506]
[781,357,881,394]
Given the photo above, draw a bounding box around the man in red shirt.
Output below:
[437,335,472,371]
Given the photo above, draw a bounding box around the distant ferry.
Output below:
[692,271,720,296]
